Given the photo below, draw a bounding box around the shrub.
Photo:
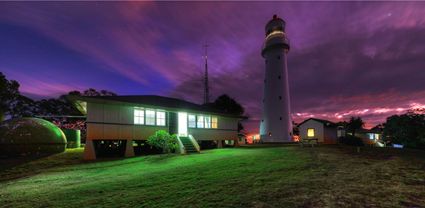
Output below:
[383,113,425,149]
[147,130,178,154]
[338,135,364,147]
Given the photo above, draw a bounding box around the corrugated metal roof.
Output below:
[297,118,337,127]
[69,95,244,118]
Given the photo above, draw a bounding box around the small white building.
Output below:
[297,118,338,144]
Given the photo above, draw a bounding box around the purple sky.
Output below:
[1,2,425,133]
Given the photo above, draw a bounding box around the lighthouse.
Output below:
[259,15,292,143]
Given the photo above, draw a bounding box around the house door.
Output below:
[178,112,188,136]
[168,112,178,135]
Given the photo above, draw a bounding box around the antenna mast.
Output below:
[203,43,210,104]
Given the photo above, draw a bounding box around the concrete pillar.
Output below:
[125,139,135,157]
[83,139,96,160]
[217,140,223,148]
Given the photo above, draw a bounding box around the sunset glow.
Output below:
[1,2,425,134]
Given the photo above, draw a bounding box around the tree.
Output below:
[0,72,21,120]
[9,95,36,118]
[82,88,117,97]
[147,130,178,154]
[383,112,425,149]
[346,116,364,137]
[206,94,246,132]
[208,94,244,115]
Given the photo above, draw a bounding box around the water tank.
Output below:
[0,118,67,156]
[63,129,81,148]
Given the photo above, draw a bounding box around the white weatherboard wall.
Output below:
[298,120,325,143]
[85,102,239,141]
[86,103,167,140]
[189,116,239,141]
[260,16,292,143]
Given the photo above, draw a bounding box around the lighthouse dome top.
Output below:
[265,15,286,36]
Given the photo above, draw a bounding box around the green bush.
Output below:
[338,135,364,147]
[147,130,178,154]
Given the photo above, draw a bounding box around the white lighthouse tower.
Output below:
[260,15,292,143]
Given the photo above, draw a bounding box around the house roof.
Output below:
[357,128,382,134]
[68,95,245,118]
[297,118,337,128]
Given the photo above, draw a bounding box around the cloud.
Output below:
[168,3,425,133]
[3,70,87,98]
[1,2,425,133]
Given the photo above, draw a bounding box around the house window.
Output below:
[197,115,204,128]
[156,111,166,126]
[307,128,315,137]
[212,116,218,128]
[134,108,144,125]
[188,114,196,128]
[205,116,211,128]
[145,109,156,125]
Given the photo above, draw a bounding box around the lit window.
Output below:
[307,128,315,137]
[145,109,155,125]
[134,108,144,125]
[188,114,196,128]
[211,116,218,128]
[369,133,377,140]
[197,115,204,128]
[156,111,166,126]
[205,116,211,128]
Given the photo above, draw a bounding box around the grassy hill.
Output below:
[0,146,424,207]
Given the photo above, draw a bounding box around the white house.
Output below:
[70,95,243,160]
[297,118,338,144]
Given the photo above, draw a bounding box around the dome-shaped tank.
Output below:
[0,118,67,156]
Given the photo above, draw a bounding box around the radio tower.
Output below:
[203,43,210,104]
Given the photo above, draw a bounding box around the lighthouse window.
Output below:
[279,96,282,100]
[278,75,281,79]
[280,117,282,120]
[277,56,280,60]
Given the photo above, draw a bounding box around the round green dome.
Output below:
[0,118,67,156]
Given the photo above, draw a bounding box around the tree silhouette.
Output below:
[346,116,364,136]
[205,94,246,132]
[0,72,23,120]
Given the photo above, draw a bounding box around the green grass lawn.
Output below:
[0,146,424,208]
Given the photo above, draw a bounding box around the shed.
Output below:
[297,118,338,144]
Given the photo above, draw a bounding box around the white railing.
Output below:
[176,136,186,154]
[188,134,201,153]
